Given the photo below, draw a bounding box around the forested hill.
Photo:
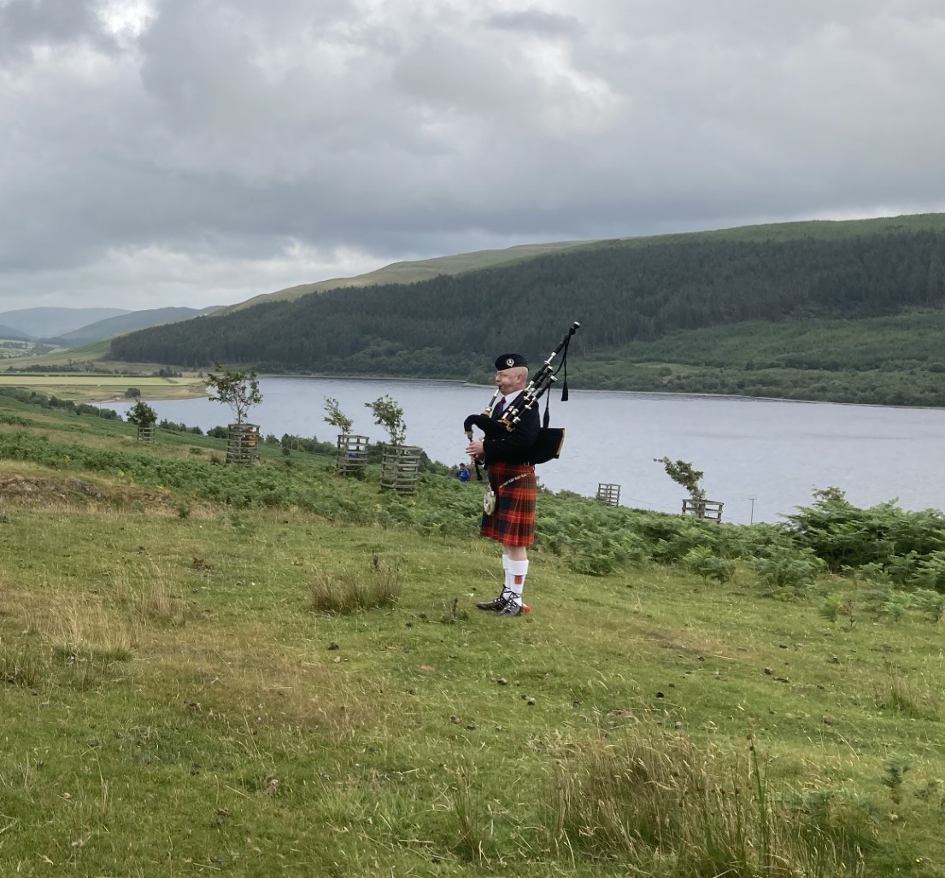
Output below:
[110,213,945,403]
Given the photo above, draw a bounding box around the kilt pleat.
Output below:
[480,461,537,546]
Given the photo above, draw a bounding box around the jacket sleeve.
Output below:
[482,402,541,465]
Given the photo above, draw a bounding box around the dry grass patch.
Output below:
[308,554,402,614]
[40,592,138,659]
[113,559,188,627]
[546,721,872,877]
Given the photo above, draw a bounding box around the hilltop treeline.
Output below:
[111,218,945,383]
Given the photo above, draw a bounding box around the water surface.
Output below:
[104,377,945,525]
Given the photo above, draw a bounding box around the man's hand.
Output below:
[465,439,484,458]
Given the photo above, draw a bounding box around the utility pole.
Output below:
[749,497,756,525]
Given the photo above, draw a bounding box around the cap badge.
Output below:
[505,357,514,367]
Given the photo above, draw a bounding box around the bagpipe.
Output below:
[464,321,580,468]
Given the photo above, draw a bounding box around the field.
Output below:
[1,391,944,876]
[0,374,206,402]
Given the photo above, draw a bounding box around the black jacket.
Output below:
[483,392,540,466]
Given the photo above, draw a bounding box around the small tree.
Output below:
[655,457,705,502]
[206,365,262,425]
[126,400,157,429]
[366,395,406,445]
[323,397,354,435]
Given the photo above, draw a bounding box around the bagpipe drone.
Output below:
[464,321,580,468]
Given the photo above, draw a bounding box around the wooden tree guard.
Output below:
[682,498,724,523]
[380,444,422,494]
[596,483,621,506]
[226,423,259,465]
[336,433,369,476]
[136,425,155,444]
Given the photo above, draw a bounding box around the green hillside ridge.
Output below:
[1,388,944,875]
[230,212,945,311]
[576,309,945,406]
[226,240,591,311]
[111,212,945,407]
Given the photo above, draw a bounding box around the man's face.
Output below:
[495,366,527,396]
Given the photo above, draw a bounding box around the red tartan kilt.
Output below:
[480,461,537,547]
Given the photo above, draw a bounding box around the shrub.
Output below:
[365,395,407,445]
[911,588,945,622]
[206,365,262,425]
[787,492,945,573]
[914,550,945,592]
[654,456,705,502]
[752,545,824,595]
[684,546,736,585]
[126,399,157,428]
[324,397,354,434]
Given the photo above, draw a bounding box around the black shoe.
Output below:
[500,599,530,616]
[475,591,509,612]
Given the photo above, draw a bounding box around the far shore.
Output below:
[3,370,943,413]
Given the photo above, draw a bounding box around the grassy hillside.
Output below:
[576,309,945,405]
[230,213,945,311]
[1,390,944,876]
[111,212,945,406]
[227,240,591,311]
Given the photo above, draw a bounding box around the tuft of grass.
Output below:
[546,724,866,876]
[308,554,401,614]
[114,561,187,627]
[448,764,492,864]
[875,660,941,720]
[39,593,137,656]
[0,647,45,688]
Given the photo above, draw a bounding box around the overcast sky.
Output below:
[2,0,944,312]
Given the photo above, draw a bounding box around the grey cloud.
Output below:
[0,0,117,60]
[1,0,945,311]
[483,8,582,37]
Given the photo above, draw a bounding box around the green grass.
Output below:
[1,395,944,875]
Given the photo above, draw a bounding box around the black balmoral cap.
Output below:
[494,353,528,370]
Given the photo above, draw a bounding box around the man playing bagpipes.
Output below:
[465,353,540,615]
[464,322,579,617]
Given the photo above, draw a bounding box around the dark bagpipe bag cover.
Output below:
[530,427,564,464]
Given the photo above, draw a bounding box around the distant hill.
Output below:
[110,213,945,406]
[55,306,220,346]
[226,241,590,311]
[0,323,30,340]
[0,307,129,339]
